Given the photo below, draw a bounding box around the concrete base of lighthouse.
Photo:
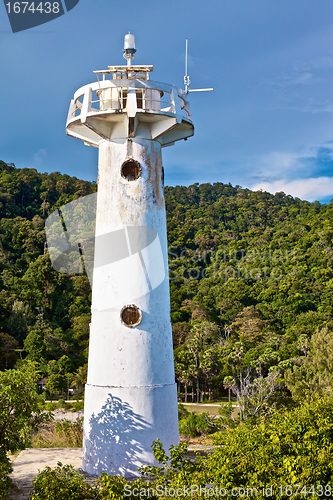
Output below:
[82,382,179,477]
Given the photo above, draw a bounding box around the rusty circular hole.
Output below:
[120,305,142,328]
[121,159,142,181]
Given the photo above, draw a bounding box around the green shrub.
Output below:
[0,363,51,499]
[30,462,98,500]
[57,398,70,409]
[46,398,80,412]
[45,402,58,411]
[201,393,333,496]
[179,411,217,437]
[178,403,189,420]
[178,403,217,437]
[0,453,13,500]
[97,474,139,499]
[71,401,84,412]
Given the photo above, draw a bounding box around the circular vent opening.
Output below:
[121,159,142,181]
[120,305,142,327]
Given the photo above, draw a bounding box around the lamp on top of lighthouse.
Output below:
[123,32,136,66]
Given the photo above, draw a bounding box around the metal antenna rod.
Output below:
[184,38,190,94]
[184,39,213,94]
[185,38,188,78]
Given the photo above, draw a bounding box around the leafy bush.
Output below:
[0,453,12,500]
[0,363,51,454]
[215,401,239,430]
[97,474,137,499]
[205,393,333,495]
[45,399,83,412]
[179,411,217,437]
[45,402,58,411]
[71,401,84,412]
[30,462,98,500]
[57,398,70,409]
[0,363,51,499]
[178,403,189,420]
[178,403,217,438]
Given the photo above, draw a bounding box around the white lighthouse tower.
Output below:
[66,34,194,477]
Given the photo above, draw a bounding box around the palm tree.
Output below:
[71,365,87,397]
[223,376,235,403]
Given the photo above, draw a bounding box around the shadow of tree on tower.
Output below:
[83,394,154,477]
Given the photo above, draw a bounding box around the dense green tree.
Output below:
[285,326,333,399]
[0,332,18,370]
[7,300,31,343]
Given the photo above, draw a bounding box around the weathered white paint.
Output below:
[82,138,178,477]
[83,384,178,477]
[66,44,194,477]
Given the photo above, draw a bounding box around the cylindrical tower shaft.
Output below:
[82,138,178,476]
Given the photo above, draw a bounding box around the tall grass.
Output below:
[32,417,83,448]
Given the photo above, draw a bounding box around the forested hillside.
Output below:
[1,160,333,402]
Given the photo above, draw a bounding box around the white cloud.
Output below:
[255,151,304,180]
[254,143,333,184]
[261,50,333,113]
[300,54,333,71]
[251,177,333,202]
[32,149,47,166]
[277,71,316,87]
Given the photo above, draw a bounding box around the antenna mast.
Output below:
[184,39,190,94]
[184,39,213,94]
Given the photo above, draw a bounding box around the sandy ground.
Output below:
[8,448,85,500]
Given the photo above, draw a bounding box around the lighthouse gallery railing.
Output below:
[67,79,193,123]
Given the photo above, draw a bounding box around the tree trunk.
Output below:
[185,384,188,403]
[203,378,206,403]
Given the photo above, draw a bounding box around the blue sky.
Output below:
[0,0,332,202]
